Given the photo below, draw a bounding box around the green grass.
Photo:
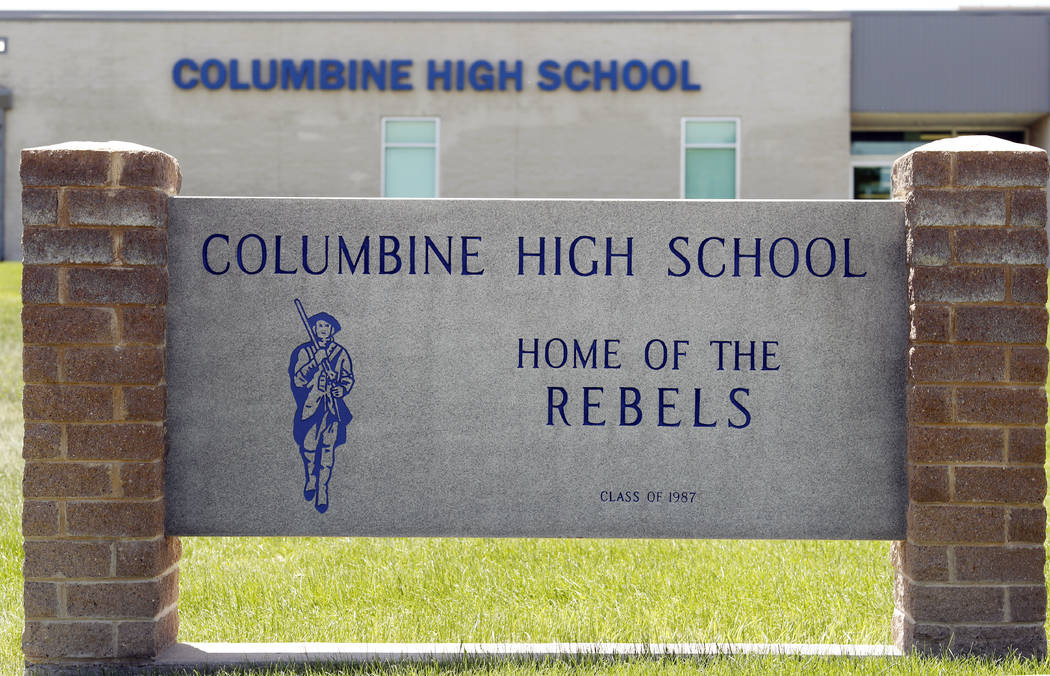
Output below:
[1,258,1049,675]
[179,538,892,645]
[0,261,23,675]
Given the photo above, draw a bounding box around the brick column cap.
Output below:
[893,135,1048,194]
[22,141,181,193]
[904,135,1046,155]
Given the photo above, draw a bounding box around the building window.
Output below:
[681,118,739,199]
[849,129,1026,199]
[851,163,893,200]
[382,117,439,197]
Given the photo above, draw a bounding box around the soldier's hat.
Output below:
[308,312,341,334]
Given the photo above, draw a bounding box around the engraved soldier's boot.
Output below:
[315,448,334,513]
[315,470,330,513]
[302,450,317,501]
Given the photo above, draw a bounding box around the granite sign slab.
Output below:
[165,198,906,538]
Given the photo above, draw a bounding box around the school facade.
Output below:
[0,9,1047,260]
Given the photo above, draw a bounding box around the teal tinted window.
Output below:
[383,119,437,197]
[682,119,738,199]
[385,147,436,198]
[386,120,437,144]
[685,120,737,145]
[684,148,736,199]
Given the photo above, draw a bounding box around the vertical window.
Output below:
[681,118,739,199]
[382,117,439,197]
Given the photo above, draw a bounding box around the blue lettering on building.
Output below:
[172,58,701,92]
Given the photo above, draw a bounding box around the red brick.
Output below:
[1009,346,1046,384]
[23,461,113,498]
[23,540,112,579]
[115,537,181,577]
[23,422,62,460]
[122,386,165,422]
[893,150,952,190]
[1008,427,1045,464]
[23,346,59,383]
[908,426,1003,463]
[23,384,114,422]
[63,346,163,385]
[955,466,1046,504]
[955,150,1049,188]
[905,188,1006,227]
[116,605,178,658]
[67,423,165,461]
[118,150,181,193]
[23,581,60,618]
[908,344,1005,382]
[908,504,1005,543]
[953,228,1047,265]
[67,188,166,227]
[910,465,950,503]
[22,227,114,265]
[23,620,116,659]
[955,306,1047,344]
[119,461,164,499]
[955,545,1044,582]
[21,265,59,304]
[894,577,1005,623]
[910,266,1004,303]
[22,187,59,226]
[22,500,60,537]
[909,227,950,266]
[22,306,116,345]
[907,385,952,424]
[66,499,164,537]
[891,541,949,582]
[120,228,166,265]
[1011,266,1048,304]
[892,612,952,653]
[67,570,178,618]
[910,304,950,342]
[945,624,1047,659]
[21,147,111,188]
[1011,188,1048,228]
[66,267,166,305]
[1008,585,1047,622]
[120,306,165,344]
[1009,507,1046,543]
[956,386,1046,425]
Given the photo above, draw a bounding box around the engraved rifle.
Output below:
[294,298,340,417]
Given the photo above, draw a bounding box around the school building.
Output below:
[0,9,1047,260]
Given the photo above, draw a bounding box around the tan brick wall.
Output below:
[20,142,181,667]
[893,136,1049,658]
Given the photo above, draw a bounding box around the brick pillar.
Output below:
[892,136,1049,657]
[21,142,181,670]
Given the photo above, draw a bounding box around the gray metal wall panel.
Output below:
[852,13,1050,113]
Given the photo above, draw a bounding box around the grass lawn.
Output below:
[1,258,1048,675]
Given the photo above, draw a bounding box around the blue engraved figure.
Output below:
[289,299,354,513]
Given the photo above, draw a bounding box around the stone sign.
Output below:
[21,140,1048,668]
[165,198,907,538]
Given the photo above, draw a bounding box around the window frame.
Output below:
[680,117,741,199]
[849,158,895,201]
[381,116,440,198]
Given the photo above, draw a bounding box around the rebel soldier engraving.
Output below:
[289,299,355,513]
